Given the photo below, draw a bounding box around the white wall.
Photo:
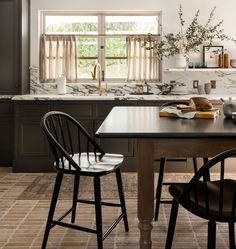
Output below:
[31,0,236,76]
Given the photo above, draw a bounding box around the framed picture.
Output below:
[203,45,223,68]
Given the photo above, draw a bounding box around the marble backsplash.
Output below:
[30,66,236,96]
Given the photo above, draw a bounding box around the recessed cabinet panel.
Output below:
[0,102,13,114]
[0,118,13,165]
[0,100,14,165]
[95,103,114,118]
[61,119,93,153]
[19,121,49,156]
[99,138,134,157]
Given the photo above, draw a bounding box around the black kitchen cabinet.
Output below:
[13,101,52,171]
[0,100,14,166]
[13,100,138,172]
[0,0,30,94]
[13,99,223,173]
[94,100,137,171]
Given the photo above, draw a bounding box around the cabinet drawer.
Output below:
[95,101,136,118]
[55,103,93,117]
[17,103,50,117]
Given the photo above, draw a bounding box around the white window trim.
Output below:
[40,11,162,83]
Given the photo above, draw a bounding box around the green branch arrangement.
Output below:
[145,6,236,59]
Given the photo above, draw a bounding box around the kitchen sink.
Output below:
[129,92,154,95]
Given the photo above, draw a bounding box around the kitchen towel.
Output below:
[161,106,196,119]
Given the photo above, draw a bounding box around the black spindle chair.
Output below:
[165,147,236,249]
[41,111,129,249]
[154,101,209,221]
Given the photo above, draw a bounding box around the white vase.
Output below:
[175,54,187,68]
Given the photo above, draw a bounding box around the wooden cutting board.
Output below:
[159,109,220,119]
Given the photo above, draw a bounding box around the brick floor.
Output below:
[0,167,232,249]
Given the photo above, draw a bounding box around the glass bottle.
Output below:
[224,49,229,68]
[218,53,223,68]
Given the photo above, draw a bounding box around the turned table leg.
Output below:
[137,139,154,249]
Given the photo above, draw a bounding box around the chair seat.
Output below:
[170,179,236,221]
[56,153,124,176]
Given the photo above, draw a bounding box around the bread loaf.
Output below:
[190,97,213,111]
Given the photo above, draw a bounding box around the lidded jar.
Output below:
[222,97,236,118]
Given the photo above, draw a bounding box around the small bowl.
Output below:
[230,59,236,68]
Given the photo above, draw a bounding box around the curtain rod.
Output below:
[41,34,161,37]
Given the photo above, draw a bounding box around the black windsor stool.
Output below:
[41,111,129,249]
[154,101,209,221]
[165,147,236,249]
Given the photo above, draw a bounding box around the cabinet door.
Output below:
[0,0,29,94]
[0,101,14,165]
[55,101,94,138]
[13,102,52,172]
[0,0,19,94]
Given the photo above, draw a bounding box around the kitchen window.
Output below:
[40,12,161,83]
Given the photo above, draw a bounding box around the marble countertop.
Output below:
[10,93,236,101]
[0,95,15,100]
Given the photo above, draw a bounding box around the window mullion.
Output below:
[98,15,105,76]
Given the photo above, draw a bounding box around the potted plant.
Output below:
[145,6,235,68]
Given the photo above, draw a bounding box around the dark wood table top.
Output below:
[96,106,236,138]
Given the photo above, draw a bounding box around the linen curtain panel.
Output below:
[40,35,77,82]
[126,36,159,82]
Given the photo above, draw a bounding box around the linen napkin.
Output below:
[161,106,196,119]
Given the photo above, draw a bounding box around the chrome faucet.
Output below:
[94,63,102,95]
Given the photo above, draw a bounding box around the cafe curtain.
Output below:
[126,35,159,82]
[40,35,77,82]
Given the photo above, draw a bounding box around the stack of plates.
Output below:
[171,86,188,95]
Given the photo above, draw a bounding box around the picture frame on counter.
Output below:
[203,45,223,68]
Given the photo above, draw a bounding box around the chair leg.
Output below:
[115,168,129,232]
[165,199,179,249]
[41,172,63,249]
[94,176,103,249]
[229,222,235,249]
[203,157,211,181]
[208,220,216,249]
[154,157,166,221]
[71,175,80,223]
[192,157,198,174]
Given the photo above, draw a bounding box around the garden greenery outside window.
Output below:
[40,12,161,83]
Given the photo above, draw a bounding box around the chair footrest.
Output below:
[103,213,125,241]
[52,220,97,234]
[51,213,125,238]
[77,199,121,207]
[159,200,172,204]
[162,182,182,185]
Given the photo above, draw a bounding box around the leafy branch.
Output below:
[145,5,236,59]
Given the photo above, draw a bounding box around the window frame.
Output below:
[40,11,162,83]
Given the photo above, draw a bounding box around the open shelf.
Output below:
[164,68,236,72]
